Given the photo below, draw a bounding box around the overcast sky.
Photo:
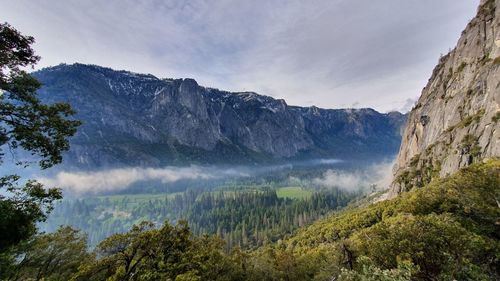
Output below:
[1,0,479,112]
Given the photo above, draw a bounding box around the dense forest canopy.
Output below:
[44,186,359,249]
[2,160,499,280]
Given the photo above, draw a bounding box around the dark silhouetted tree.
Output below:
[0,22,80,253]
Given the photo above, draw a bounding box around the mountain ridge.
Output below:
[33,63,406,168]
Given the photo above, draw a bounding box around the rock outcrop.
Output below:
[390,0,500,196]
[34,64,405,168]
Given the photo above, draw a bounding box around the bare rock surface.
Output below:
[390,0,500,196]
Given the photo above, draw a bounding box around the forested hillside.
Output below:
[44,187,358,249]
[2,160,498,280]
[1,1,499,280]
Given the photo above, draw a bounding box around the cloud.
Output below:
[399,97,418,113]
[313,160,394,191]
[37,158,393,194]
[36,158,347,194]
[39,166,247,193]
[0,0,479,112]
[314,170,364,191]
[316,159,343,165]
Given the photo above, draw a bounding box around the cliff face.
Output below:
[390,0,500,196]
[34,64,405,168]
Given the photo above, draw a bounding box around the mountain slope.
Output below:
[262,160,499,280]
[390,0,500,195]
[34,64,405,167]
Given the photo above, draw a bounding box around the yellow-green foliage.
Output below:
[276,186,313,200]
[4,161,498,281]
[393,152,442,191]
[457,62,467,72]
[460,134,482,159]
[267,160,500,280]
[445,108,485,132]
[478,0,496,17]
[458,109,485,128]
[337,256,417,281]
[493,111,500,122]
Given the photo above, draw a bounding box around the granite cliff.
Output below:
[34,64,405,168]
[390,0,500,196]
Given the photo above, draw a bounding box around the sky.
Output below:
[1,0,479,112]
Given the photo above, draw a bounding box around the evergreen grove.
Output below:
[1,160,498,280]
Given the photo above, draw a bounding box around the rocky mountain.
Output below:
[390,0,500,196]
[34,64,405,168]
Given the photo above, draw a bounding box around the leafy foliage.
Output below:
[337,256,417,281]
[71,221,245,281]
[281,159,500,280]
[0,176,62,252]
[0,22,80,254]
[0,23,80,169]
[1,226,90,280]
[5,160,497,280]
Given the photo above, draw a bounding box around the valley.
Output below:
[44,184,358,249]
[0,0,498,280]
[41,160,379,249]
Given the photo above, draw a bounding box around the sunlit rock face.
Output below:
[390,0,500,196]
[34,64,405,168]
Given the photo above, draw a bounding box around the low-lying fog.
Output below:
[35,158,395,195]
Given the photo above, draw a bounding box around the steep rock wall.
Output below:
[390,0,500,196]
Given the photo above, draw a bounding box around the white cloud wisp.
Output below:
[39,166,246,193]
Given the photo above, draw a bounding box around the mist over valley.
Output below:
[2,1,499,280]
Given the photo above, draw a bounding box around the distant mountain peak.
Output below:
[33,63,406,167]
